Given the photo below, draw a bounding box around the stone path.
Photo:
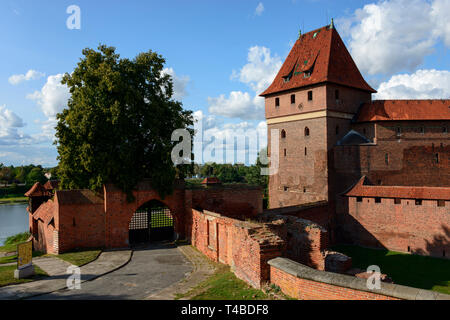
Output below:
[0,250,132,300]
[146,244,217,300]
[31,243,192,300]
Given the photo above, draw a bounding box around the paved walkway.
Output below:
[0,250,131,300]
[146,244,217,300]
[31,243,192,300]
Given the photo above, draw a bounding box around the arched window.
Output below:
[304,127,310,136]
[281,129,286,139]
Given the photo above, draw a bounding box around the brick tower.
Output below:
[260,21,376,209]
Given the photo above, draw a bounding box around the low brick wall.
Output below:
[190,208,285,288]
[268,257,450,300]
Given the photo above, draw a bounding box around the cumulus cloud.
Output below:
[255,2,264,16]
[339,0,450,76]
[26,74,70,118]
[208,91,264,120]
[162,67,190,101]
[375,69,450,99]
[0,105,31,145]
[192,111,267,164]
[8,70,45,85]
[208,46,281,120]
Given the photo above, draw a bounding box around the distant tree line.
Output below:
[0,164,58,186]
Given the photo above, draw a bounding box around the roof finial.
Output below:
[330,18,334,29]
[298,29,302,39]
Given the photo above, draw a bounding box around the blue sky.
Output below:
[0,0,449,167]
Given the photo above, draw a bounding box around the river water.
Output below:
[0,203,29,246]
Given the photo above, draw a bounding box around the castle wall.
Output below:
[337,196,450,259]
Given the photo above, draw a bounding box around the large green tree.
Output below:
[55,45,193,199]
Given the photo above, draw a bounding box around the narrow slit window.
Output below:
[385,153,389,165]
[281,130,286,139]
[291,94,295,104]
[335,89,339,100]
[308,91,313,101]
[305,127,310,136]
[275,97,280,107]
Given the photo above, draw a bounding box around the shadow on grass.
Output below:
[332,244,450,295]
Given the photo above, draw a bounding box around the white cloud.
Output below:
[375,69,450,99]
[8,70,45,85]
[193,110,267,164]
[339,0,450,76]
[26,74,70,118]
[255,2,265,16]
[162,67,190,101]
[208,91,264,120]
[208,46,281,120]
[0,105,31,145]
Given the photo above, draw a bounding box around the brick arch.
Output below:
[103,184,186,248]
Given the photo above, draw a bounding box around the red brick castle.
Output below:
[261,22,449,258]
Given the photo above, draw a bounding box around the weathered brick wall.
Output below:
[57,202,105,253]
[264,201,330,228]
[268,117,329,208]
[337,197,450,259]
[270,264,398,300]
[269,257,450,300]
[189,208,285,288]
[190,185,262,217]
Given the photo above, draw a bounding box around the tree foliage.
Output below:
[55,45,193,199]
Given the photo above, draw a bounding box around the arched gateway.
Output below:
[129,200,175,244]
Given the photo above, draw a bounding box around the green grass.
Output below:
[0,232,31,253]
[332,244,450,295]
[176,265,270,300]
[0,265,48,287]
[54,249,101,266]
[0,196,28,204]
[0,251,45,265]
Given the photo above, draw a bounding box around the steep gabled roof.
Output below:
[260,25,376,97]
[356,100,450,122]
[32,200,55,225]
[44,180,59,191]
[344,176,450,200]
[25,182,50,197]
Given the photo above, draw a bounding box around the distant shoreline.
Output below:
[0,198,28,205]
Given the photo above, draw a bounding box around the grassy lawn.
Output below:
[0,232,31,253]
[333,244,450,295]
[176,264,271,300]
[54,249,101,266]
[0,251,44,265]
[0,265,48,288]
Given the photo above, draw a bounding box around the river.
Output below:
[0,203,29,246]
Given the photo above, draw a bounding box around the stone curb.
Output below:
[268,257,450,300]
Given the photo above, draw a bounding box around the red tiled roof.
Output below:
[44,180,59,191]
[260,25,376,97]
[32,200,55,225]
[344,176,450,200]
[56,190,104,205]
[25,182,50,197]
[201,177,222,185]
[356,100,450,122]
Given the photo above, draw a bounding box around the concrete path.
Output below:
[30,243,192,300]
[146,244,217,300]
[0,250,131,300]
